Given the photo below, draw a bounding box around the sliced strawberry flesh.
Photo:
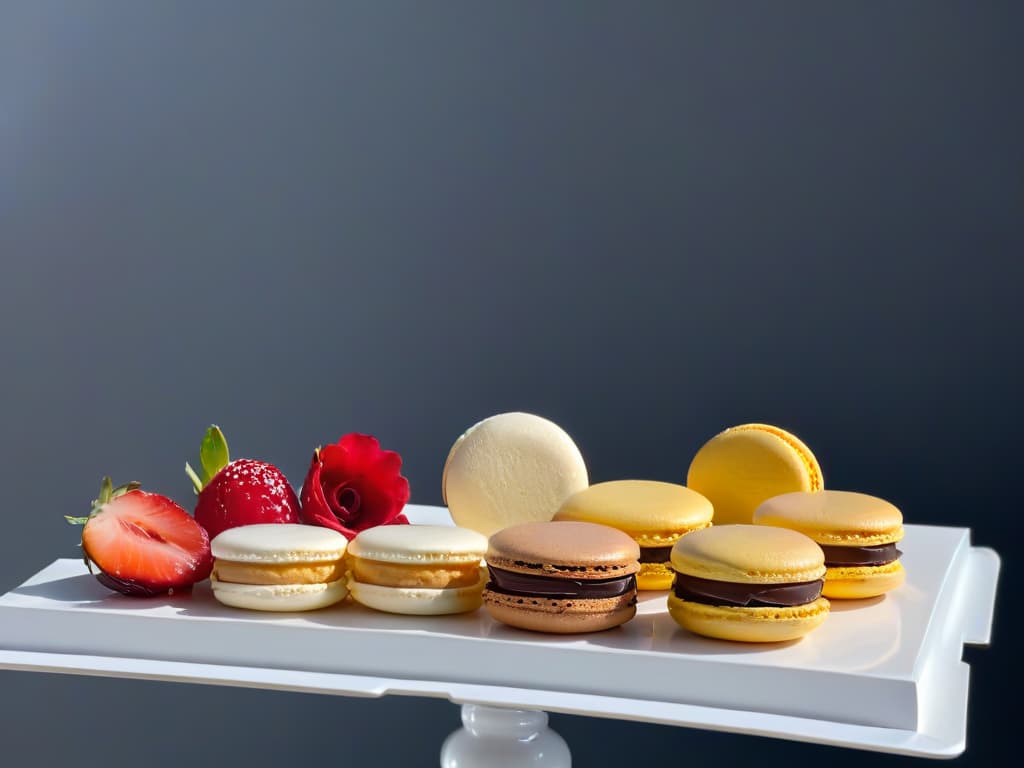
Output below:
[83,490,212,592]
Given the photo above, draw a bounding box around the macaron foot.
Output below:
[636,564,674,591]
[483,589,637,634]
[667,594,830,643]
[822,561,905,599]
[348,573,486,615]
[211,575,349,612]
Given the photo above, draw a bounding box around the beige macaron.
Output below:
[347,524,488,615]
[210,524,348,612]
[443,412,588,536]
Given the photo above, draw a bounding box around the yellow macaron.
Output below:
[667,525,829,642]
[687,423,823,525]
[754,490,905,599]
[553,480,713,590]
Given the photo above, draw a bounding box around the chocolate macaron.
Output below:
[483,521,640,633]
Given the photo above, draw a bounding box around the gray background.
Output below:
[1,2,1019,765]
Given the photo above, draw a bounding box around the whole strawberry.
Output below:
[66,477,213,596]
[186,425,300,540]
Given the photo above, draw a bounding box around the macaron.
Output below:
[753,490,905,599]
[347,524,488,615]
[687,423,824,525]
[210,524,348,612]
[553,480,713,590]
[442,412,588,537]
[483,521,640,634]
[667,525,830,642]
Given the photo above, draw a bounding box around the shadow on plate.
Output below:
[828,594,886,612]
[14,573,197,609]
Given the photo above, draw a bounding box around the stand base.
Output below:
[441,704,571,767]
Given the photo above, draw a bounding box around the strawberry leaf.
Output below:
[110,481,141,499]
[64,515,90,525]
[185,462,204,495]
[98,476,113,505]
[199,425,230,486]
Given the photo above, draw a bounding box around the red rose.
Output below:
[299,433,410,539]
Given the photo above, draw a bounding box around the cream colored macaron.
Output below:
[554,480,713,590]
[754,490,905,599]
[667,525,829,642]
[347,524,488,615]
[210,524,349,612]
[442,412,588,536]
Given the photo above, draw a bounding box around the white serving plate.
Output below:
[0,505,999,758]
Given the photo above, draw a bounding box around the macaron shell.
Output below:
[754,490,904,546]
[443,412,588,537]
[486,521,640,579]
[667,593,830,642]
[483,589,636,633]
[210,575,348,612]
[687,424,823,526]
[554,481,713,545]
[637,562,675,591]
[348,572,486,615]
[823,561,905,599]
[670,525,826,584]
[347,524,487,564]
[211,524,347,563]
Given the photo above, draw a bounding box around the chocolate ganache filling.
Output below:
[672,572,824,608]
[487,566,636,599]
[639,545,674,564]
[820,543,902,567]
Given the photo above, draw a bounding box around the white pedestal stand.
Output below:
[440,704,571,767]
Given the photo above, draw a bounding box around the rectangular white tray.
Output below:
[0,505,999,758]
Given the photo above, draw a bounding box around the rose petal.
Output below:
[301,433,410,539]
[299,454,345,535]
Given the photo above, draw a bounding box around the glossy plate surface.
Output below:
[0,505,1000,757]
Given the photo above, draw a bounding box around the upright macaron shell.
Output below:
[687,424,823,526]
[483,521,640,634]
[554,480,713,590]
[754,490,905,599]
[347,524,488,615]
[443,413,588,537]
[210,524,348,612]
[667,525,829,642]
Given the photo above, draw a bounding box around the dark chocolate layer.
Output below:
[672,572,824,608]
[639,545,674,564]
[820,543,902,567]
[487,566,637,600]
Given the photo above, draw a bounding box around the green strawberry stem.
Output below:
[186,424,230,494]
[65,477,141,526]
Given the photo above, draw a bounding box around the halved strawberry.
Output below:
[67,478,213,596]
[186,425,300,540]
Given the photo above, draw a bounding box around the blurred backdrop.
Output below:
[1,2,1019,766]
